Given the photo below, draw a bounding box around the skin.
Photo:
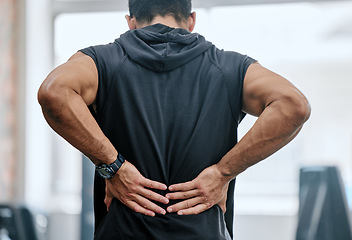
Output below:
[38,12,310,217]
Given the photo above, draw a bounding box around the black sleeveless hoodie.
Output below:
[80,24,255,240]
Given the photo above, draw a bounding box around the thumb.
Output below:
[104,184,113,211]
[104,195,113,212]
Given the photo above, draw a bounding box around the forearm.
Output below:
[39,87,117,165]
[217,98,310,180]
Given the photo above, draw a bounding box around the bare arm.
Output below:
[166,63,311,215]
[217,62,310,178]
[38,52,116,165]
[38,52,169,216]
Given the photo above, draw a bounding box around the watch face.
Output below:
[97,166,113,179]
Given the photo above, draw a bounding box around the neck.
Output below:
[137,15,188,30]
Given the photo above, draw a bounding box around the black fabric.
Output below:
[80,23,256,240]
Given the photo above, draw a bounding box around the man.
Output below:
[38,0,310,239]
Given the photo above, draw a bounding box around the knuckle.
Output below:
[198,188,206,196]
[126,192,134,198]
[205,202,212,208]
[134,179,141,185]
[120,195,127,203]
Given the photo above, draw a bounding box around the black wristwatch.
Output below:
[96,153,126,179]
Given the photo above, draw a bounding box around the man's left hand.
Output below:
[166,164,230,215]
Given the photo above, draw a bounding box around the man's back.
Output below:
[38,1,310,237]
[81,24,255,239]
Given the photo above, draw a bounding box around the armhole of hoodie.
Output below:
[238,55,257,123]
[217,50,257,124]
[79,42,127,122]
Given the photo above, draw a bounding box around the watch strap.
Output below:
[96,153,125,179]
[111,152,125,171]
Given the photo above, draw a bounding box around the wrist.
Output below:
[96,152,126,179]
[98,139,118,165]
[116,160,128,176]
[215,162,237,181]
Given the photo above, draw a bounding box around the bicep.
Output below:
[242,63,301,117]
[41,51,98,106]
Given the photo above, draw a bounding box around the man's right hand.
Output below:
[104,160,169,217]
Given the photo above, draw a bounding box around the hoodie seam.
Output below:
[140,25,194,41]
[205,51,238,124]
[96,53,128,124]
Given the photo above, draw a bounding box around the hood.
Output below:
[117,24,212,72]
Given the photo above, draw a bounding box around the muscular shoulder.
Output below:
[206,47,255,73]
[79,40,126,70]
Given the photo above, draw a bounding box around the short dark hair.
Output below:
[128,0,192,24]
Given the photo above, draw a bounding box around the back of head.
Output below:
[128,0,192,24]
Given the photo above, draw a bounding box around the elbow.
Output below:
[37,83,48,108]
[38,82,53,110]
[290,93,311,127]
[300,100,311,123]
[38,78,64,113]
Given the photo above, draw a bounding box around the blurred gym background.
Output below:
[1,0,352,239]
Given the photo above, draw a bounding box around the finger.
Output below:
[165,189,199,200]
[167,197,204,213]
[141,178,167,191]
[169,180,197,192]
[134,194,166,215]
[104,195,113,211]
[126,201,156,217]
[139,188,169,204]
[104,182,113,211]
[218,203,226,213]
[177,204,210,216]
[105,181,112,197]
